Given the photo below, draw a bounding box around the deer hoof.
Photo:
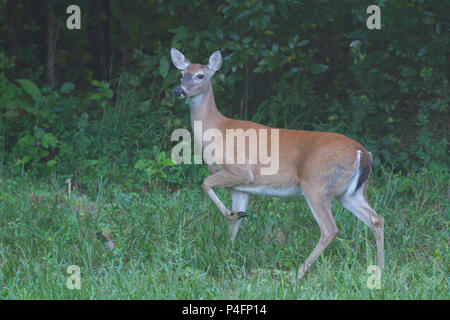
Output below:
[229,211,248,220]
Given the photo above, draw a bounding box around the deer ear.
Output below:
[208,50,222,72]
[171,48,191,70]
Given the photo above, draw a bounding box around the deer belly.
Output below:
[233,185,303,198]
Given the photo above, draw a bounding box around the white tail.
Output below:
[170,48,384,281]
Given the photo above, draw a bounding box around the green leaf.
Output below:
[86,159,99,167]
[417,46,427,57]
[216,28,224,40]
[46,160,57,167]
[16,79,42,98]
[284,67,304,79]
[308,64,329,74]
[289,35,299,48]
[161,158,175,166]
[90,93,102,100]
[160,57,169,79]
[42,133,57,148]
[91,80,102,87]
[236,10,251,21]
[22,155,32,164]
[229,32,239,40]
[279,4,289,20]
[60,82,75,94]
[297,40,309,47]
[105,88,113,99]
[157,151,166,164]
[18,135,33,147]
[134,159,149,170]
[420,67,433,78]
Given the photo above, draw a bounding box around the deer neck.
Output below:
[188,82,226,133]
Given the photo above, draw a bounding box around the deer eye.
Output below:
[196,74,204,79]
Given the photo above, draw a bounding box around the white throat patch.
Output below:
[188,93,204,108]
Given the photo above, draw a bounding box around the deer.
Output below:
[170,48,385,281]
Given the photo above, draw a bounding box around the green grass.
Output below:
[0,169,448,299]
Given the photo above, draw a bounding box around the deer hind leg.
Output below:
[340,187,385,268]
[203,170,250,222]
[298,191,339,281]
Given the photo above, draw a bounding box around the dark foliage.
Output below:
[0,0,448,192]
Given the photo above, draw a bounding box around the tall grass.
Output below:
[0,168,448,299]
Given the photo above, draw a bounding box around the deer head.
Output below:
[170,48,222,98]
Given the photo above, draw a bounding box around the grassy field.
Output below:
[0,168,448,299]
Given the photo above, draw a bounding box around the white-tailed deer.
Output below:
[170,48,385,281]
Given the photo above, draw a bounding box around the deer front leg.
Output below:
[203,170,250,222]
[230,191,249,241]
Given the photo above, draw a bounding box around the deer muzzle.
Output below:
[174,86,186,97]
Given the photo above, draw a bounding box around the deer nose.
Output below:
[174,86,186,97]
